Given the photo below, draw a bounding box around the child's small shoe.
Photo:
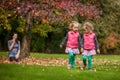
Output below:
[81,67,84,70]
[67,64,71,69]
[81,65,86,70]
[88,69,92,71]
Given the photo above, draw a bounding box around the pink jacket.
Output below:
[66,31,79,48]
[83,32,95,50]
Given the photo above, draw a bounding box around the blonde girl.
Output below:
[60,21,82,69]
[81,22,100,70]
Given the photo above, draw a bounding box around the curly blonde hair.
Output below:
[69,21,81,30]
[83,22,94,30]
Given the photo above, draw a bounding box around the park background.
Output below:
[0,0,120,80]
[0,0,120,56]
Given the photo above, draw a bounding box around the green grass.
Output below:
[0,64,120,80]
[0,52,8,56]
[1,52,120,61]
[0,52,120,80]
[31,53,68,58]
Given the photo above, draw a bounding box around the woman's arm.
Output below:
[16,50,20,59]
[8,40,15,50]
[15,41,20,59]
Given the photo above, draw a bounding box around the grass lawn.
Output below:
[0,52,120,80]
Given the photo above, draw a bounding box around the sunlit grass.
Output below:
[0,52,120,80]
[0,64,120,80]
[1,52,120,61]
[31,53,68,58]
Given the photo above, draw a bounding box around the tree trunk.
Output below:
[20,32,31,58]
[20,12,32,58]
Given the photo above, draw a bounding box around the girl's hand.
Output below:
[60,45,63,48]
[81,48,84,53]
[97,49,100,54]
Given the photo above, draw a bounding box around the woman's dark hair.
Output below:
[11,32,18,44]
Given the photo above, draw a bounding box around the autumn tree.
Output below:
[95,0,120,54]
[0,0,102,57]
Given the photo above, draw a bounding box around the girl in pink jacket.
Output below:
[81,22,100,70]
[60,21,82,69]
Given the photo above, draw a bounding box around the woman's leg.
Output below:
[15,57,20,62]
[9,56,20,62]
[9,57,15,62]
[88,55,92,70]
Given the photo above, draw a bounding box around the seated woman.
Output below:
[8,33,20,62]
